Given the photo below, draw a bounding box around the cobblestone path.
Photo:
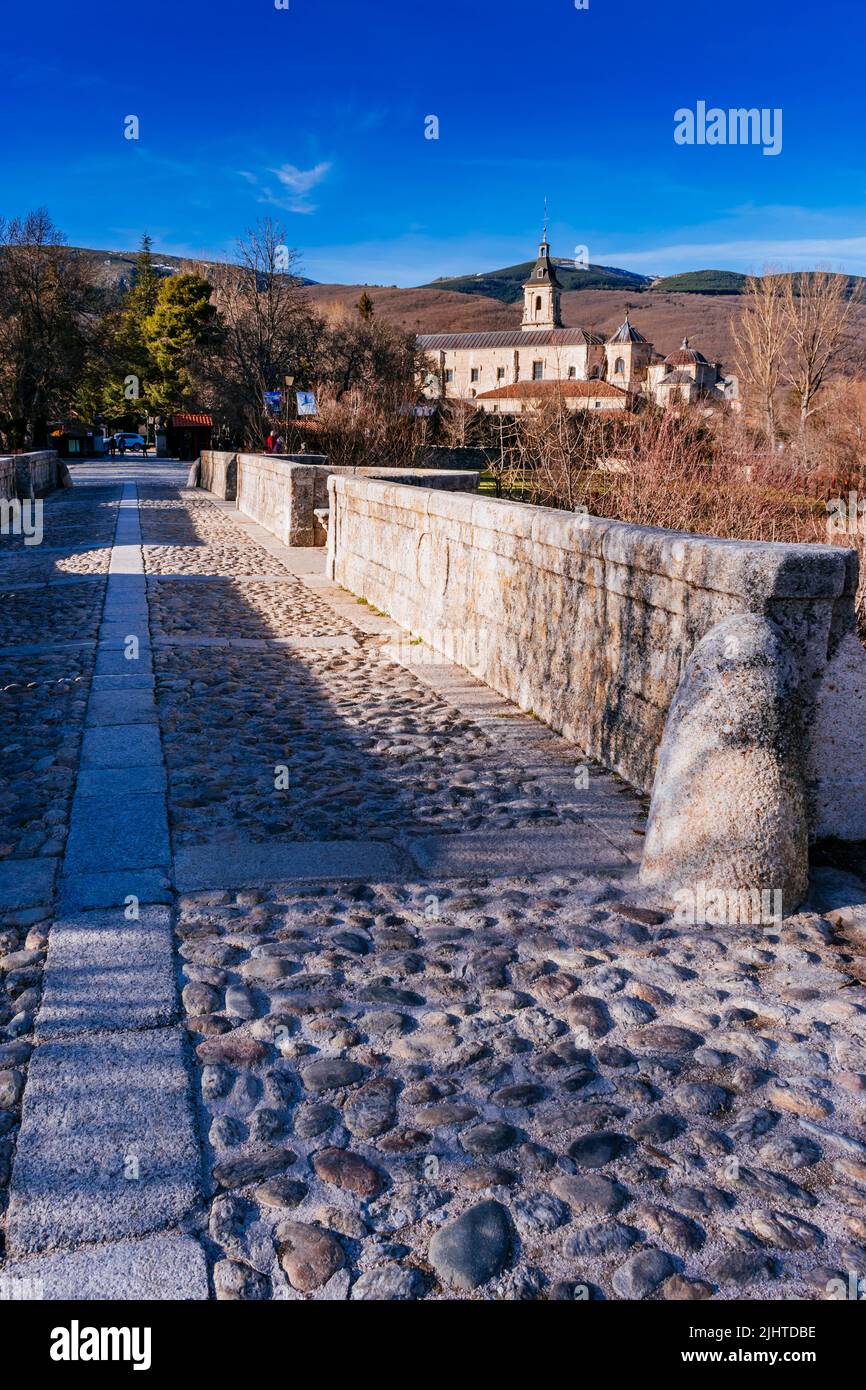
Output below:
[1,459,865,1301]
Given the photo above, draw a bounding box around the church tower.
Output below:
[521,225,562,331]
[605,308,653,388]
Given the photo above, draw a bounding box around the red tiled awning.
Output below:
[169,413,212,427]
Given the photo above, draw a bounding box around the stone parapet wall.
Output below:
[235,453,330,546]
[327,475,866,890]
[0,451,62,500]
[202,452,480,547]
[0,457,14,502]
[199,451,239,500]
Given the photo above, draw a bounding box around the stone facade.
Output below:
[420,329,607,403]
[646,338,738,408]
[475,380,632,414]
[327,474,866,903]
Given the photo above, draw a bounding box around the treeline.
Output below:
[0,211,425,451]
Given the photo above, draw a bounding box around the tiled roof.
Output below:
[607,312,648,344]
[664,337,708,366]
[418,328,605,351]
[169,412,212,427]
[477,379,629,400]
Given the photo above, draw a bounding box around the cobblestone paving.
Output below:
[0,580,105,649]
[143,483,866,1301]
[0,654,92,861]
[156,645,578,846]
[140,489,292,577]
[2,468,865,1303]
[149,578,350,640]
[0,487,119,551]
[0,552,110,585]
[182,879,866,1302]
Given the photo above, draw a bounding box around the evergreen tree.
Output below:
[142,273,221,412]
[127,233,160,322]
[96,235,163,420]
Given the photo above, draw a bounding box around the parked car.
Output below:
[107,432,148,453]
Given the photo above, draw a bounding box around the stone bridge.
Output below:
[0,452,865,1302]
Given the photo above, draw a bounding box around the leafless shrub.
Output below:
[284,386,430,470]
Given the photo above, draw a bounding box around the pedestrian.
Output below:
[266,432,274,453]
[273,434,284,453]
[109,436,116,457]
[118,437,126,458]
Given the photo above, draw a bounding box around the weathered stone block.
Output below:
[639,614,810,913]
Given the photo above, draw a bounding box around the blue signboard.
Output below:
[296,391,318,416]
[263,391,282,413]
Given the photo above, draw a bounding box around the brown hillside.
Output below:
[305,284,517,334]
[310,284,866,376]
[306,284,744,366]
[560,290,739,365]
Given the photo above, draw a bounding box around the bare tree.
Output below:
[437,399,480,449]
[508,396,606,512]
[299,386,427,469]
[207,219,318,447]
[731,269,789,448]
[0,209,96,448]
[316,298,422,403]
[782,269,860,434]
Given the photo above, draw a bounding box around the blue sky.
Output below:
[3,0,865,284]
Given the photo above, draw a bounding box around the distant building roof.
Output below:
[419,328,605,351]
[664,337,709,366]
[477,379,630,400]
[607,310,648,344]
[169,412,212,427]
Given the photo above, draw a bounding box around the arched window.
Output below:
[568,366,577,378]
[614,356,625,375]
[535,295,542,312]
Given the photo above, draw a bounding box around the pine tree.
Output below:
[127,233,160,322]
[142,273,221,412]
[98,235,163,419]
[357,290,375,321]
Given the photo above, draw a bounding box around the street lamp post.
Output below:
[284,375,295,450]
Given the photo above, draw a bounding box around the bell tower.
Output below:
[521,219,562,331]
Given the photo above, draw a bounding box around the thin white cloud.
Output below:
[271,161,332,195]
[236,162,332,215]
[261,162,333,214]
